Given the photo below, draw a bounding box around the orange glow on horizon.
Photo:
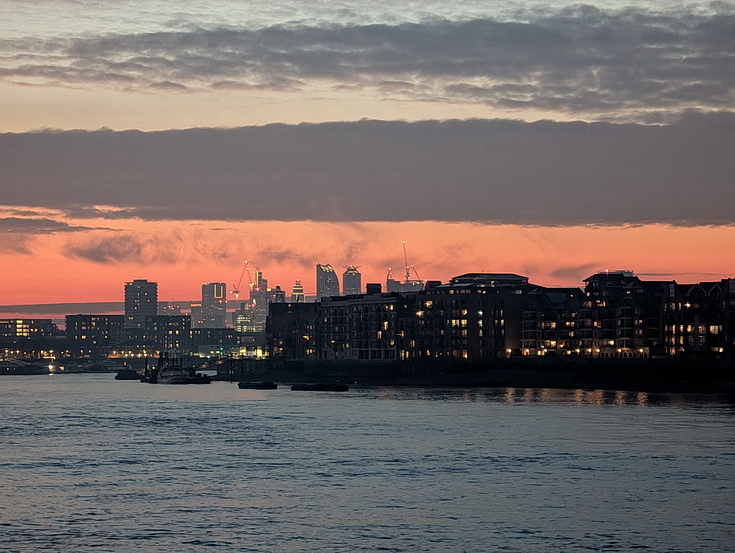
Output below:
[1,219,734,310]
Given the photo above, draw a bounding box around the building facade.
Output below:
[405,275,528,366]
[66,314,125,355]
[342,265,362,295]
[0,319,57,345]
[520,287,584,357]
[316,263,340,300]
[146,314,191,353]
[267,302,319,364]
[267,270,735,370]
[201,282,227,328]
[291,280,305,302]
[317,289,405,362]
[124,279,158,329]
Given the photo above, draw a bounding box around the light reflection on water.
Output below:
[1,374,733,552]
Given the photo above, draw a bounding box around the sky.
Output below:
[0,0,734,316]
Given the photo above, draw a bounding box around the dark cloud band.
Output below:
[1,114,734,226]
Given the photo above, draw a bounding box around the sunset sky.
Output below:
[1,0,733,317]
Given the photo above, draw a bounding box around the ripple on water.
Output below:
[1,377,734,552]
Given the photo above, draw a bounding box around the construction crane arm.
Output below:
[230,261,248,298]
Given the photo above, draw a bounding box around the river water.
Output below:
[1,374,733,552]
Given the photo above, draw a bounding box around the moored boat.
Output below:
[158,364,211,384]
[290,383,349,392]
[114,368,141,380]
[142,355,210,384]
[238,381,278,390]
[0,360,49,375]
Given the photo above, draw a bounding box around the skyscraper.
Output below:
[342,265,362,295]
[291,279,305,302]
[316,264,340,300]
[124,279,158,329]
[232,301,256,333]
[201,282,227,328]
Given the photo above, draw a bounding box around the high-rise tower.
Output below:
[291,279,305,302]
[124,279,158,329]
[201,282,227,328]
[342,265,362,295]
[316,264,340,301]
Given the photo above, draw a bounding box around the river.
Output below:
[1,374,733,552]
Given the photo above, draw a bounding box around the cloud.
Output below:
[0,216,92,234]
[61,205,147,219]
[0,235,32,254]
[2,113,734,226]
[1,5,733,119]
[550,263,602,282]
[64,232,145,263]
[61,227,250,265]
[0,211,92,252]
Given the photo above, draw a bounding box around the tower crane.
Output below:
[230,261,248,299]
[402,241,412,282]
[246,262,260,292]
[402,241,425,282]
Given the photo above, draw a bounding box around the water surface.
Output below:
[1,374,733,552]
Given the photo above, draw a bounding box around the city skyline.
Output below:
[1,1,734,312]
[1,262,732,323]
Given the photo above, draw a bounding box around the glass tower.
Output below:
[316,264,340,300]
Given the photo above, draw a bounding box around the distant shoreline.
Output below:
[220,357,735,396]
[4,365,733,396]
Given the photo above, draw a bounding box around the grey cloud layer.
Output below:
[2,114,733,226]
[0,216,91,233]
[2,5,734,118]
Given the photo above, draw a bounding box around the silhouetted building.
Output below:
[66,314,125,355]
[190,327,239,356]
[266,286,286,304]
[124,279,157,329]
[343,265,362,295]
[405,275,528,366]
[450,273,529,287]
[318,288,406,362]
[681,277,735,363]
[386,277,423,293]
[201,282,227,328]
[521,287,584,357]
[316,263,340,300]
[267,302,319,365]
[232,301,256,333]
[0,319,57,345]
[264,270,735,371]
[159,302,182,314]
[146,314,191,353]
[189,301,204,328]
[722,279,735,367]
[291,279,305,302]
[577,271,679,357]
